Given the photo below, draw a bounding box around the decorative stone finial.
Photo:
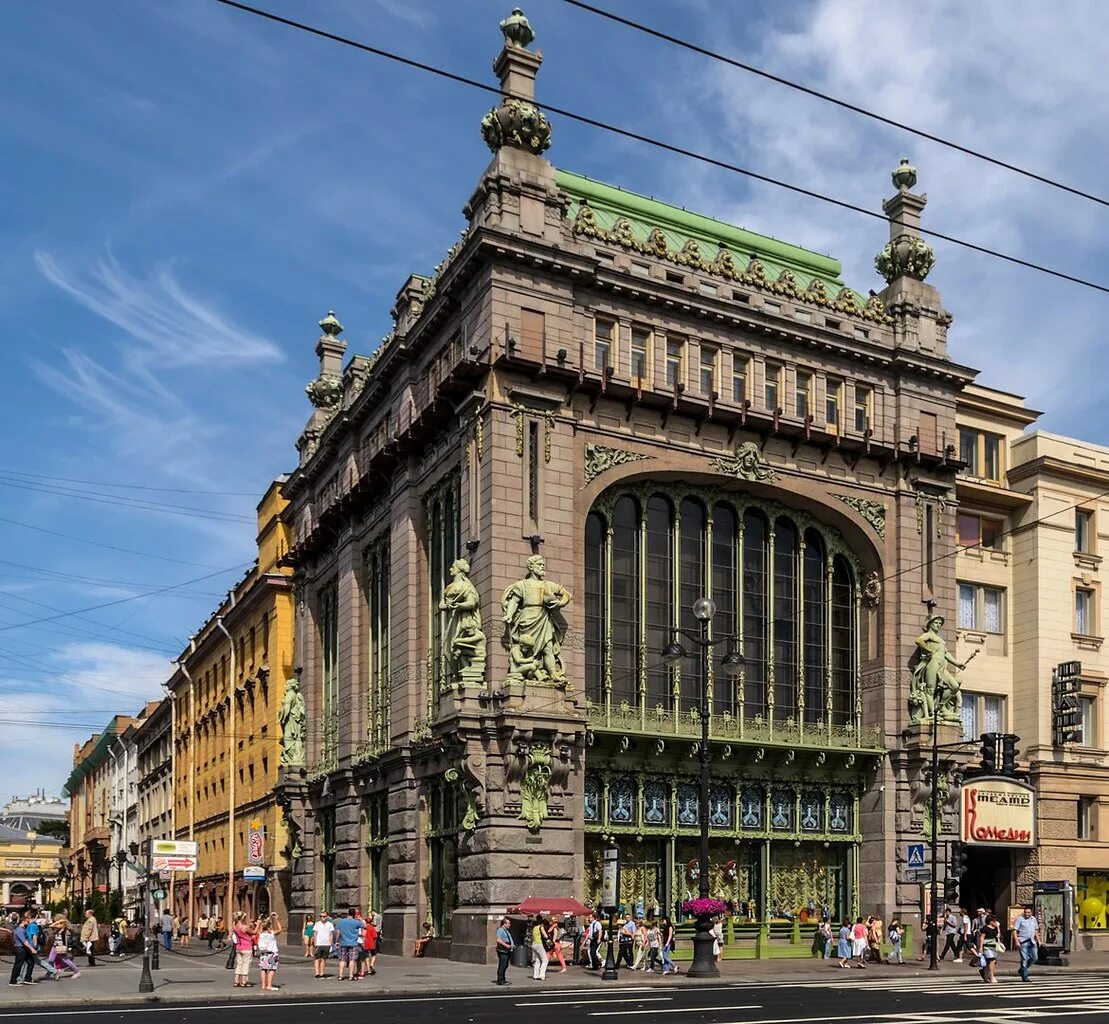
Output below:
[891,157,917,192]
[500,7,535,48]
[875,236,935,283]
[318,310,344,337]
[481,100,552,154]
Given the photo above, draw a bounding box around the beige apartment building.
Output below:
[955,384,1109,948]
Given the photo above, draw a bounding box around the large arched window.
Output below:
[585,486,862,739]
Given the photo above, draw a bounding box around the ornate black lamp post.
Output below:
[661,597,744,978]
[114,848,128,906]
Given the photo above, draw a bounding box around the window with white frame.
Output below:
[1076,587,1097,635]
[665,339,684,390]
[957,582,1005,633]
[960,692,1006,741]
[764,364,781,411]
[699,344,718,396]
[826,380,841,431]
[854,385,872,433]
[732,354,749,404]
[1080,695,1097,747]
[1079,796,1096,840]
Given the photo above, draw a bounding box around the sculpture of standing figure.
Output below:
[439,558,487,686]
[909,615,965,724]
[278,676,306,767]
[501,555,572,684]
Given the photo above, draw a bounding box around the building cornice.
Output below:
[1007,454,1109,489]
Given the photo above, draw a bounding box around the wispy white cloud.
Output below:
[32,251,283,475]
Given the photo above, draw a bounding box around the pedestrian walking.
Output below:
[257,915,282,991]
[836,919,853,968]
[660,916,679,975]
[494,916,515,986]
[80,909,99,966]
[1013,904,1041,982]
[530,915,550,981]
[939,906,962,962]
[159,909,174,952]
[335,907,364,981]
[645,920,661,972]
[230,911,254,988]
[816,918,832,959]
[197,914,209,944]
[9,911,44,986]
[959,907,971,958]
[587,912,603,969]
[214,915,226,949]
[618,913,636,968]
[48,916,81,978]
[712,917,724,963]
[548,916,567,973]
[312,911,335,978]
[976,913,1002,983]
[302,915,315,957]
[180,916,190,948]
[886,919,904,964]
[851,917,868,968]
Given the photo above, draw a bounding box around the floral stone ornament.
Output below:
[305,374,343,409]
[875,235,935,283]
[481,98,552,155]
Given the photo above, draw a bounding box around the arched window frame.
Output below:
[586,484,865,745]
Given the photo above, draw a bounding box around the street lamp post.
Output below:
[115,848,128,910]
[661,597,744,979]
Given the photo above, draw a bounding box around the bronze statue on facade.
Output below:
[278,675,306,767]
[439,558,487,686]
[909,615,966,724]
[501,555,572,684]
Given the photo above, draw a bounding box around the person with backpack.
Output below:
[886,919,904,964]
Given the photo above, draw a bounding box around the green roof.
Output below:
[556,170,887,321]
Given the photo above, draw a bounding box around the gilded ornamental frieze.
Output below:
[583,442,652,484]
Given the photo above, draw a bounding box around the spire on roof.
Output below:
[480,8,551,155]
[875,157,935,283]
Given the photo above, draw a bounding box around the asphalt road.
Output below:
[5,971,1109,1024]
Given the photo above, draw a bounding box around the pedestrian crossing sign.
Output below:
[906,843,926,868]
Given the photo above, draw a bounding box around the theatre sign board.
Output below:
[960,776,1036,847]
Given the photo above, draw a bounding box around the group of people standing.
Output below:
[304,908,381,981]
[932,904,1042,983]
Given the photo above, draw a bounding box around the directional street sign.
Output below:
[906,868,932,883]
[906,843,926,868]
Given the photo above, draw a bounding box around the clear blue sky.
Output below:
[1,0,1106,800]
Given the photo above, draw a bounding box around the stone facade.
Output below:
[134,696,174,910]
[279,12,982,960]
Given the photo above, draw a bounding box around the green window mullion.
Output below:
[604,520,614,715]
[671,503,681,724]
[638,506,648,728]
[705,509,715,723]
[737,516,745,740]
[797,535,806,741]
[853,584,862,743]
[766,524,776,736]
[824,555,834,741]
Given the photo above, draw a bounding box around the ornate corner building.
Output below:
[279,10,981,961]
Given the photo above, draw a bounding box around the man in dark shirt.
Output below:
[494,917,515,986]
[9,913,37,985]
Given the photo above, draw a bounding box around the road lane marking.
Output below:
[523,996,673,1007]
[590,1006,762,1016]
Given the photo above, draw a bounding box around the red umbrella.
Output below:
[508,897,592,917]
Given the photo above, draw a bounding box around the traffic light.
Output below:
[980,732,1002,774]
[944,877,959,903]
[1000,734,1020,775]
[951,841,968,879]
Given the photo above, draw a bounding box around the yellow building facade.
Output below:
[954,385,1109,949]
[168,479,295,925]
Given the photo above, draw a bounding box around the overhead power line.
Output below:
[0,474,254,524]
[0,468,262,497]
[0,564,247,635]
[0,515,242,570]
[562,0,1109,210]
[212,0,1109,297]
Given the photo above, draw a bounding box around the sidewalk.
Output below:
[1,946,1104,1008]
